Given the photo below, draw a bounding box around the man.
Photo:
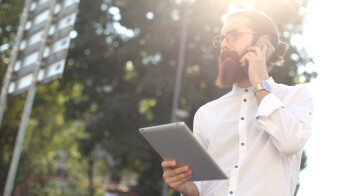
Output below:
[162,9,313,196]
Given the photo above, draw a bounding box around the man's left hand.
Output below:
[239,45,269,86]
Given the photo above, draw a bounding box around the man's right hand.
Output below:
[161,160,199,196]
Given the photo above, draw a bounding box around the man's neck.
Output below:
[237,78,252,89]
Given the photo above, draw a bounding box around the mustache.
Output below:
[218,50,241,64]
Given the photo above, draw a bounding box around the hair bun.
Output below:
[277,41,287,56]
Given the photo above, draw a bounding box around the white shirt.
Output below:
[192,77,313,196]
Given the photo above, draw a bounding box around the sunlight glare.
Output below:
[221,2,255,23]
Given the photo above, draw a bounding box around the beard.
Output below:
[216,50,248,88]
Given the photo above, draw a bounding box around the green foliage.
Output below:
[0,0,25,192]
[0,0,315,195]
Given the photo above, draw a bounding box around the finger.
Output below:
[164,170,191,188]
[165,170,192,186]
[166,169,192,183]
[261,44,267,56]
[240,52,255,67]
[162,160,176,169]
[240,55,248,67]
[165,166,190,178]
[168,173,192,189]
[245,51,257,58]
[246,46,262,55]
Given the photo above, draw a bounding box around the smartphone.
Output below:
[254,36,275,62]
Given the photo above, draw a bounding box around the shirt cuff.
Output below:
[193,181,201,195]
[256,93,285,118]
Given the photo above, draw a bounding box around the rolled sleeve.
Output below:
[256,93,285,119]
[255,86,313,155]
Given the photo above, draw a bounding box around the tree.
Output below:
[0,0,25,192]
[1,1,90,195]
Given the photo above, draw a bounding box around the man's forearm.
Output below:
[255,89,270,105]
[182,182,199,196]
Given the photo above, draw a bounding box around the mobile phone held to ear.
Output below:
[255,36,275,62]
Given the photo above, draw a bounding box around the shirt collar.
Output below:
[231,77,276,95]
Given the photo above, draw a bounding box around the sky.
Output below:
[296,0,350,195]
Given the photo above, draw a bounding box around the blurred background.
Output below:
[1,0,348,195]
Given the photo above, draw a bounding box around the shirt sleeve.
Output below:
[255,85,313,155]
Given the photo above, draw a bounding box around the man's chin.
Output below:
[217,51,248,88]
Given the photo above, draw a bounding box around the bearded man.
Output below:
[161,9,313,196]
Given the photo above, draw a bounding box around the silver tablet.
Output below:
[139,122,228,181]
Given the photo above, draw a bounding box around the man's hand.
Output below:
[240,45,269,86]
[161,160,199,196]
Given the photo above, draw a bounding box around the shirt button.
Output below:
[235,165,238,168]
[241,142,245,146]
[230,191,234,194]
[241,117,244,120]
[245,89,248,92]
[243,98,247,102]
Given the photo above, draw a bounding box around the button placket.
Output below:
[232,92,250,195]
[238,94,248,164]
[228,168,239,196]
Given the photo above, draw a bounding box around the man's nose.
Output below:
[221,39,230,51]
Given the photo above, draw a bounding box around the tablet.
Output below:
[139,122,228,181]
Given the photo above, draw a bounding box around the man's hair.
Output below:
[226,9,287,68]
